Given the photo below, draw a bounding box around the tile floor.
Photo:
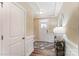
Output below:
[30,41,56,56]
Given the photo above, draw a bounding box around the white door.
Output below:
[2,3,25,56]
[39,19,54,42]
[39,19,49,42]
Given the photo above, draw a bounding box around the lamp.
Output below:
[53,27,65,35]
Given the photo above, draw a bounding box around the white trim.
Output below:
[63,34,78,48]
[25,34,34,56]
[63,34,78,56]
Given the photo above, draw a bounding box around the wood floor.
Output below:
[30,41,56,56]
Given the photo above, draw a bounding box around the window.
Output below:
[39,19,48,28]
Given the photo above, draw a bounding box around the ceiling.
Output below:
[18,2,63,18]
[28,2,63,18]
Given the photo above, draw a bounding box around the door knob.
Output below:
[1,35,3,40]
[22,37,25,40]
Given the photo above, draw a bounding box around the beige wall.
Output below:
[59,2,79,44]
[47,17,58,33]
[57,3,79,55]
[33,18,40,41]
[66,7,79,44]
[26,7,34,36]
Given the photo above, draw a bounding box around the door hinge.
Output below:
[1,35,3,40]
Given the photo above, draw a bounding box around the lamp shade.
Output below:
[53,27,65,34]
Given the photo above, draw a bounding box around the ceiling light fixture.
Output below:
[40,11,43,14]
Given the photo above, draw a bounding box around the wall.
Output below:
[26,7,34,36]
[59,2,79,56]
[48,17,58,33]
[61,2,79,45]
[33,18,40,41]
[66,7,79,45]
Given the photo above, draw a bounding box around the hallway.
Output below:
[0,2,78,56]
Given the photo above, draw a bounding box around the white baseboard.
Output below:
[63,34,78,56]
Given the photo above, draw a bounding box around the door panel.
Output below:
[9,3,25,44]
[2,3,25,56]
[9,39,24,56]
[9,4,25,37]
